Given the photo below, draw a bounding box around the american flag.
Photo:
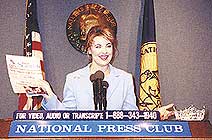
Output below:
[19,0,45,110]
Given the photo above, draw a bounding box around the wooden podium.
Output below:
[1,118,212,139]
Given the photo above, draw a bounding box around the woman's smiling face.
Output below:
[88,35,113,67]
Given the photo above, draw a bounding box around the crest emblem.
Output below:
[66,3,117,54]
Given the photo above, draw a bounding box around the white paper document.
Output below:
[6,54,44,94]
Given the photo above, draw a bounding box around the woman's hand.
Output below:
[24,80,54,100]
[157,103,175,120]
[37,80,54,99]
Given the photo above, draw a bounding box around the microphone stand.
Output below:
[97,78,103,110]
[90,74,98,110]
[102,81,109,110]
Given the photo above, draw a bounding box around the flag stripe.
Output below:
[32,31,41,42]
[32,49,43,60]
[32,42,42,51]
[40,60,45,73]
[18,94,28,110]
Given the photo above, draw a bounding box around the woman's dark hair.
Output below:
[85,25,118,63]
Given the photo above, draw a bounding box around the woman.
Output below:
[40,25,174,119]
[41,25,138,110]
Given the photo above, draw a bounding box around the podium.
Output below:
[1,119,212,138]
[1,110,212,138]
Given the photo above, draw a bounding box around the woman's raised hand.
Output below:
[157,103,175,120]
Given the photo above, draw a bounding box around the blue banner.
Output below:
[13,110,160,121]
[9,120,191,137]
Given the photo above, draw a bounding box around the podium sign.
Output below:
[8,120,191,137]
[8,110,192,137]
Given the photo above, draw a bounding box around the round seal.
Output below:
[66,3,117,54]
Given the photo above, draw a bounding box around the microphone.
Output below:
[102,81,109,110]
[90,70,104,110]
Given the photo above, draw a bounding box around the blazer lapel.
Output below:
[106,65,120,99]
[77,64,94,99]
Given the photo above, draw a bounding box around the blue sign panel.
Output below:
[9,120,191,137]
[13,110,160,121]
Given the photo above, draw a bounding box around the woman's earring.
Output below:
[87,52,92,62]
[87,49,91,55]
[87,52,91,55]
